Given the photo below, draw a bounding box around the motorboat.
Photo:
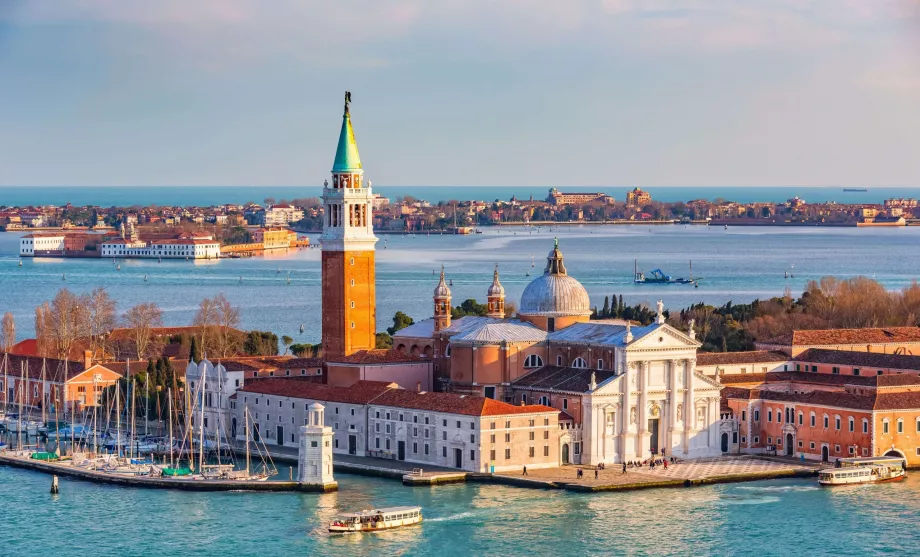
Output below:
[329,506,423,533]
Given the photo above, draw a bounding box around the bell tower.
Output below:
[320,92,378,360]
[433,265,452,332]
[487,264,505,319]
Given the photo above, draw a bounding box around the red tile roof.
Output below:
[697,351,789,366]
[238,379,397,405]
[760,327,920,347]
[874,392,920,410]
[794,349,920,372]
[328,349,425,365]
[371,389,557,417]
[719,371,877,387]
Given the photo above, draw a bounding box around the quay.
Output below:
[0,452,335,493]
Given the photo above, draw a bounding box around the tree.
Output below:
[189,335,201,364]
[387,311,415,336]
[452,299,489,319]
[601,296,610,318]
[83,287,116,359]
[244,331,279,356]
[47,289,89,360]
[123,302,163,360]
[194,294,242,358]
[376,332,393,349]
[1,312,15,352]
[34,303,52,357]
[192,296,218,357]
[281,335,294,355]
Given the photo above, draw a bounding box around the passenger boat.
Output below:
[818,457,906,486]
[329,506,423,533]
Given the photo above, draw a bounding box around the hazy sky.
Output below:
[2,1,919,187]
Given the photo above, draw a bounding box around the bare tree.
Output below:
[34,302,52,358]
[124,303,163,360]
[47,289,89,360]
[1,312,15,352]
[192,296,218,358]
[83,287,117,359]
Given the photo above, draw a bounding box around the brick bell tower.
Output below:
[320,92,378,360]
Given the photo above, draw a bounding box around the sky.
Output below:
[1,1,919,188]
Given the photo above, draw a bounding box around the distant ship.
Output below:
[843,188,868,192]
[634,260,698,285]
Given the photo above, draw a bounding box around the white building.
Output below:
[186,359,245,442]
[695,351,790,377]
[100,235,221,259]
[232,379,560,472]
[260,205,304,227]
[20,233,65,256]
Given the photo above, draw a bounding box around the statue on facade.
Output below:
[688,318,696,340]
[676,403,683,421]
[656,300,665,324]
[630,407,637,424]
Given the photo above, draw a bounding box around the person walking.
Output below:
[595,469,599,480]
[523,466,528,476]
[622,462,627,474]
[663,460,668,470]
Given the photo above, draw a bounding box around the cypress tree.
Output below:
[189,336,201,364]
[618,295,624,317]
[601,296,610,318]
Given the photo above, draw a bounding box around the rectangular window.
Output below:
[544,445,549,457]
[490,434,496,443]
[505,433,511,442]
[490,449,496,461]
[443,431,447,441]
[425,444,429,455]
[741,410,746,421]
[832,367,840,375]
[442,447,447,457]
[823,416,829,429]
[897,421,903,434]
[863,421,869,434]
[470,450,475,462]
[443,419,447,427]
[574,443,581,455]
[529,432,535,441]
[810,442,816,449]
[375,438,380,449]
[753,410,759,421]
[811,365,818,373]
[853,368,860,376]
[505,448,511,460]
[767,410,772,423]
[456,421,461,428]
[505,421,511,429]
[470,434,475,443]
[490,422,496,430]
[544,430,549,440]
[753,436,760,444]
[413,442,418,454]
[413,415,418,423]
[811,415,816,427]
[529,447,535,458]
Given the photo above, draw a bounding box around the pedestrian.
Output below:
[664,460,668,470]
[523,466,528,476]
[595,469,599,480]
[622,462,627,474]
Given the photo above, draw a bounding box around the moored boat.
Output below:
[329,506,423,533]
[818,457,906,486]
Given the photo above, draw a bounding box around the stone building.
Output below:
[185,358,244,442]
[755,327,920,357]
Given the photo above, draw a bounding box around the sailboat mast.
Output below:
[185,378,193,472]
[41,358,47,426]
[215,363,221,467]
[244,405,250,476]
[197,369,206,473]
[168,387,174,469]
[67,360,75,454]
[130,376,136,460]
[18,361,24,449]
[144,370,149,437]
[116,380,121,458]
[92,375,98,455]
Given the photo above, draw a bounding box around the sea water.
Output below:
[1,225,919,341]
[0,466,917,556]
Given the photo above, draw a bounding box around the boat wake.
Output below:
[735,485,820,493]
[720,496,781,506]
[426,512,475,523]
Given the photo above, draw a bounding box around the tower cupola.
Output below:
[487,264,505,319]
[433,265,452,332]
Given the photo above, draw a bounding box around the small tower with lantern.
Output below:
[487,264,505,319]
[433,265,452,332]
[298,402,337,491]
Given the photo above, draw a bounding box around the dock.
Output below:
[0,452,335,492]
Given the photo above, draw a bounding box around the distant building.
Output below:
[371,194,390,211]
[884,198,918,209]
[259,205,304,227]
[625,187,651,208]
[755,327,920,357]
[20,233,66,256]
[186,358,244,442]
[252,228,298,249]
[100,234,221,259]
[545,188,614,206]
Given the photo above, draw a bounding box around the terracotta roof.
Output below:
[724,387,876,410]
[719,371,877,387]
[697,351,788,366]
[219,356,324,371]
[371,389,557,417]
[328,349,425,365]
[238,379,396,405]
[876,374,920,387]
[875,392,920,410]
[794,349,920,372]
[513,365,617,393]
[760,327,920,347]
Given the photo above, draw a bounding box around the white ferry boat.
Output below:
[329,506,423,533]
[818,457,906,486]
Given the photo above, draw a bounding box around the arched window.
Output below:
[538,395,550,406]
[882,419,890,434]
[572,357,587,369]
[848,417,854,432]
[862,418,869,433]
[556,355,563,366]
[823,414,829,429]
[524,354,544,368]
[798,411,803,426]
[445,343,451,358]
[834,415,841,430]
[897,419,904,434]
[521,393,528,404]
[810,412,816,427]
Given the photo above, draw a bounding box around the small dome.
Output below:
[487,264,505,297]
[519,239,591,317]
[434,265,451,298]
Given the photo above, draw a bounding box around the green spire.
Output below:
[332,91,362,173]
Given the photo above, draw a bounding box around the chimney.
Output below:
[84,349,93,369]
[520,401,525,406]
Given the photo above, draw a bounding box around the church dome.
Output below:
[519,240,591,317]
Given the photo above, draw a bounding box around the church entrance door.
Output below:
[720,433,729,453]
[785,434,794,456]
[562,444,570,464]
[648,419,660,454]
[821,446,829,462]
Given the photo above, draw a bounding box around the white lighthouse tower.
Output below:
[298,402,337,490]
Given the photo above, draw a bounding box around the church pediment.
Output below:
[627,324,701,350]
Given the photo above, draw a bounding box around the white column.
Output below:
[669,359,680,453]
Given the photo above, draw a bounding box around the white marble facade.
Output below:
[580,326,723,465]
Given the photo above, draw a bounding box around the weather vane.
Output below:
[344,91,352,114]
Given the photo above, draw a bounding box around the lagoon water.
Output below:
[2,225,920,340]
[1,465,918,556]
